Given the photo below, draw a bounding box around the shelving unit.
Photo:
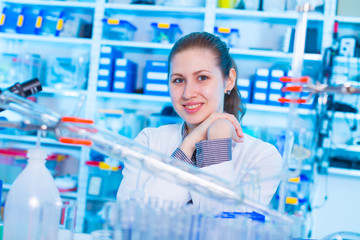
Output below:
[1,0,359,234]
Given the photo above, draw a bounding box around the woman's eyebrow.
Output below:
[193,70,211,75]
[170,73,183,78]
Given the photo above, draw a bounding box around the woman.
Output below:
[117,32,283,212]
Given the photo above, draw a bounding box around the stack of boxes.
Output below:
[237,78,252,103]
[113,58,137,93]
[97,46,138,93]
[97,46,123,92]
[248,67,313,109]
[143,60,169,96]
[252,68,270,105]
[268,69,285,106]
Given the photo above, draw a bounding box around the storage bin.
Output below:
[35,10,67,36]
[0,53,20,84]
[143,60,169,96]
[102,18,137,41]
[112,58,138,93]
[214,27,240,48]
[86,161,123,198]
[0,6,21,33]
[16,7,40,34]
[151,22,182,44]
[46,55,88,90]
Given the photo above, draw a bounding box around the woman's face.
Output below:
[169,48,228,130]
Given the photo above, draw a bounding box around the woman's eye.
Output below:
[198,75,208,81]
[173,78,184,83]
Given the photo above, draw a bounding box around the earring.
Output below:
[226,90,231,95]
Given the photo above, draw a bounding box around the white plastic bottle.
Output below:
[3,147,62,240]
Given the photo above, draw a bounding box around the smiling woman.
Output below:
[117,32,283,213]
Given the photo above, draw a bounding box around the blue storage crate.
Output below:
[214,26,240,48]
[113,58,137,93]
[0,6,21,33]
[34,10,66,36]
[268,69,285,106]
[102,18,137,41]
[151,22,182,44]
[145,60,168,72]
[97,68,113,92]
[100,45,123,59]
[17,7,40,34]
[237,78,252,103]
[143,60,169,96]
[86,161,123,198]
[252,68,270,105]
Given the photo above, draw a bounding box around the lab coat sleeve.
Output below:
[240,143,283,207]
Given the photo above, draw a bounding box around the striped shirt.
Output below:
[171,123,232,168]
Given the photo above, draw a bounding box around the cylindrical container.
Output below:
[3,148,62,240]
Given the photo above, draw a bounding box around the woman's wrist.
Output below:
[179,137,196,159]
[207,119,233,140]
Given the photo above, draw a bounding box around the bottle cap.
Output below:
[27,148,47,160]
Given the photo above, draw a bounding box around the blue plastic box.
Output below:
[16,7,40,34]
[0,6,21,33]
[151,22,182,44]
[102,18,137,41]
[86,161,123,198]
[97,46,124,92]
[112,58,138,93]
[214,27,240,48]
[237,78,252,103]
[143,60,169,96]
[268,69,285,106]
[34,10,66,36]
[100,45,123,59]
[252,68,269,105]
[97,68,113,92]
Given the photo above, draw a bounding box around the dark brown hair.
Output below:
[168,32,246,120]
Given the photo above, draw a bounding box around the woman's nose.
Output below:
[182,81,198,99]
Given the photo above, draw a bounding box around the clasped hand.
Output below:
[180,112,244,159]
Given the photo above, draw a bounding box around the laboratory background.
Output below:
[0,0,359,239]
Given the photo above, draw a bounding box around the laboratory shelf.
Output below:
[104,3,205,15]
[96,92,171,103]
[215,8,325,21]
[230,48,322,61]
[0,134,82,149]
[0,33,93,45]
[0,85,87,98]
[328,167,360,178]
[334,15,360,24]
[334,56,360,63]
[41,87,88,98]
[332,144,360,153]
[101,40,173,51]
[247,103,314,116]
[2,0,96,8]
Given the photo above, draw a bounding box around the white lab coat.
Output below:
[117,123,283,213]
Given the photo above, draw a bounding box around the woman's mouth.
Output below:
[184,103,202,113]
